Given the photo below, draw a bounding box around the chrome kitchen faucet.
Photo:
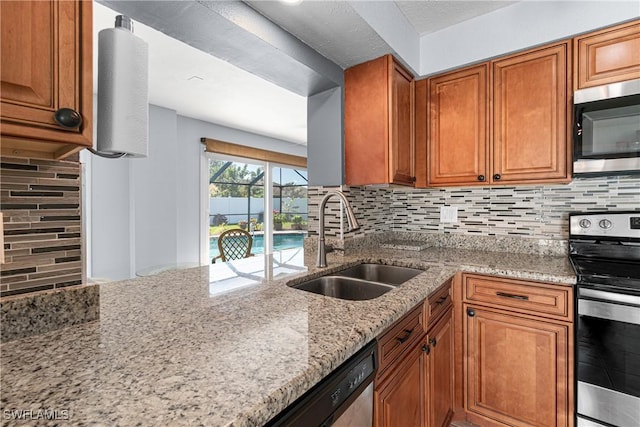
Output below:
[317,190,360,268]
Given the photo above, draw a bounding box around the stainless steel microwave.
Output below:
[573,79,640,176]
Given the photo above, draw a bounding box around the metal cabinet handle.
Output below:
[422,344,431,354]
[467,308,475,317]
[54,108,82,129]
[428,337,437,347]
[396,327,415,344]
[435,296,447,306]
[496,291,529,301]
[477,175,485,182]
[493,173,501,181]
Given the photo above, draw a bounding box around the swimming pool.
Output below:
[209,232,306,258]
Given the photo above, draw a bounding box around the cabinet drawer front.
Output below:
[378,303,424,376]
[464,274,572,320]
[426,278,452,324]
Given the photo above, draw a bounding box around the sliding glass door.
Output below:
[206,155,307,262]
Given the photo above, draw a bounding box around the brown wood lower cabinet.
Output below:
[461,273,574,427]
[375,339,426,427]
[374,286,454,427]
[427,309,454,427]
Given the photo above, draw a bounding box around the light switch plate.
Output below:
[440,206,458,223]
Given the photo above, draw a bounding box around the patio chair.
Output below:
[212,228,254,263]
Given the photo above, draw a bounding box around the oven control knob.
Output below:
[579,219,591,229]
[599,219,613,229]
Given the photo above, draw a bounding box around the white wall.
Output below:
[307,86,343,186]
[85,105,306,280]
[419,1,640,76]
[84,153,133,280]
[133,106,179,271]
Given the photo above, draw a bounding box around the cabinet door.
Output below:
[345,55,389,185]
[428,64,488,186]
[389,61,415,185]
[574,20,640,89]
[0,0,92,157]
[427,309,454,427]
[345,55,415,186]
[492,42,570,184]
[375,342,426,427]
[465,305,571,427]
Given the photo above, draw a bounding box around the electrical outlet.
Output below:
[440,206,458,223]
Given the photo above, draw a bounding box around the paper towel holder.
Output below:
[93,14,149,159]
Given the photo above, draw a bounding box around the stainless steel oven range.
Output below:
[569,211,640,427]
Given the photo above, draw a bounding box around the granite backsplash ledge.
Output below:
[0,283,99,342]
[304,231,568,257]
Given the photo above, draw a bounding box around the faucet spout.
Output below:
[317,190,360,268]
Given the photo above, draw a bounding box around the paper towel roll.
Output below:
[97,26,149,157]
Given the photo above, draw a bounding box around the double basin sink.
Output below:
[289,263,424,301]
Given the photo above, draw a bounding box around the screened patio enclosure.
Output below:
[208,159,308,257]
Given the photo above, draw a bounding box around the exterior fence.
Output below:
[209,197,307,225]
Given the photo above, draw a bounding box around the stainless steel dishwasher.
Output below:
[266,340,378,427]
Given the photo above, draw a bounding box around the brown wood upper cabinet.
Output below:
[419,41,571,186]
[424,65,489,186]
[345,55,415,186]
[0,0,93,160]
[574,19,640,90]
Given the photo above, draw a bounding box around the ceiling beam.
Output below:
[97,0,343,96]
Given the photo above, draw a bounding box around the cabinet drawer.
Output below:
[463,274,572,321]
[425,278,452,325]
[377,303,424,376]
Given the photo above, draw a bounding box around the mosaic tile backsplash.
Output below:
[308,175,640,240]
[1,156,83,297]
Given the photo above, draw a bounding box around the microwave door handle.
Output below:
[573,106,584,161]
[575,106,584,136]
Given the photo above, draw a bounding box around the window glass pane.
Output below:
[210,160,264,185]
[209,160,265,259]
[273,166,308,233]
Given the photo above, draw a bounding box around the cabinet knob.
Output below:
[493,173,501,181]
[477,175,485,182]
[54,108,82,129]
[428,337,437,347]
[411,176,416,182]
[421,344,431,355]
[467,308,475,317]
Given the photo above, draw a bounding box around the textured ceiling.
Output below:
[396,1,518,36]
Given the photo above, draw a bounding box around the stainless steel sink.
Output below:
[290,276,394,301]
[334,263,424,285]
[289,264,424,301]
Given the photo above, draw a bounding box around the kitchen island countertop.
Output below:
[0,246,575,426]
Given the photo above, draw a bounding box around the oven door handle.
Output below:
[578,290,640,325]
[579,288,640,306]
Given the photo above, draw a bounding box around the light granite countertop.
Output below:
[0,246,575,426]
